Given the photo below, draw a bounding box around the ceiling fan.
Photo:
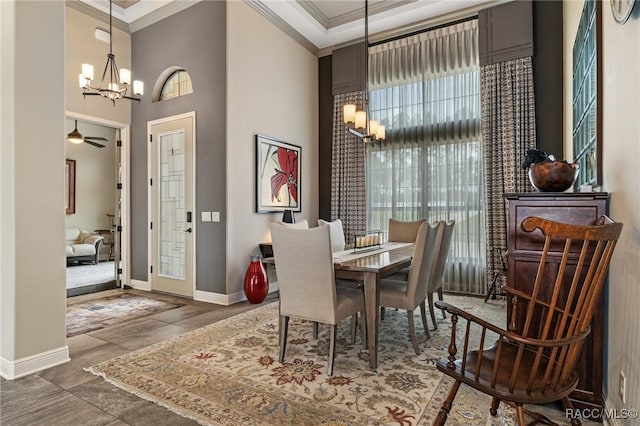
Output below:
[66,120,109,148]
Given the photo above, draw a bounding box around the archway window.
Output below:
[159,70,193,100]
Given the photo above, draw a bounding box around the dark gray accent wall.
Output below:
[533,0,563,158]
[318,55,332,220]
[130,1,227,293]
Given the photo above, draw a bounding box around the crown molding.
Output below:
[129,1,201,32]
[67,0,129,32]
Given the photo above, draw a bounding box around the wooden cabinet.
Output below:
[504,192,608,415]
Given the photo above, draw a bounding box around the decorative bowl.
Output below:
[528,161,579,192]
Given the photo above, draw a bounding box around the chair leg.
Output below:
[313,321,319,339]
[427,293,438,330]
[278,316,289,363]
[490,397,501,416]
[327,324,337,376]
[407,309,421,355]
[380,306,385,321]
[359,311,367,348]
[433,380,461,426]
[350,314,357,344]
[438,288,446,318]
[515,404,527,425]
[419,301,430,339]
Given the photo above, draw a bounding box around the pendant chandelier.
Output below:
[343,0,385,142]
[78,0,143,105]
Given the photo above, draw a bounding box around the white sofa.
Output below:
[66,228,103,265]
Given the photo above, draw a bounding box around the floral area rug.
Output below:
[86,295,528,425]
[67,292,185,337]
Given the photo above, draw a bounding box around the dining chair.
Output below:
[270,223,367,376]
[432,216,622,425]
[387,218,426,243]
[426,220,455,329]
[379,221,445,354]
[275,219,308,229]
[318,219,346,252]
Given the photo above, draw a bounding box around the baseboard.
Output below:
[194,282,279,305]
[603,396,623,426]
[129,279,150,291]
[0,345,70,380]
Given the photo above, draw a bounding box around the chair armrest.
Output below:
[434,300,589,349]
[82,234,104,245]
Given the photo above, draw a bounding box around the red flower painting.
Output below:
[270,148,298,205]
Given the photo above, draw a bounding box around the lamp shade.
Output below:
[119,68,131,85]
[343,104,356,123]
[81,63,94,81]
[133,80,144,96]
[376,125,386,140]
[355,111,367,129]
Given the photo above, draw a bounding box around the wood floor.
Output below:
[1,289,278,426]
[1,289,597,426]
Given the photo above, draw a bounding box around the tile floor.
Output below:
[1,289,278,426]
[1,289,599,426]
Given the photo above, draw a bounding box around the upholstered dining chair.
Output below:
[387,218,427,243]
[426,220,455,329]
[270,223,367,376]
[432,216,622,425]
[318,219,346,252]
[379,221,445,354]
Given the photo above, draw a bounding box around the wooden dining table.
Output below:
[332,243,414,369]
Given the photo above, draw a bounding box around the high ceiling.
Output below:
[78,0,498,52]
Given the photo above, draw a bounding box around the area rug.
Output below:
[85,295,524,425]
[67,261,116,289]
[67,292,185,337]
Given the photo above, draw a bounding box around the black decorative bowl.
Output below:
[528,161,579,192]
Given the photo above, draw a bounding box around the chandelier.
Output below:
[78,0,143,105]
[343,0,385,142]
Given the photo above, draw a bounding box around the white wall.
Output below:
[64,119,117,234]
[226,1,319,296]
[1,1,68,378]
[564,0,640,413]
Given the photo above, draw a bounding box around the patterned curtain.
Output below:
[331,91,367,244]
[481,56,536,286]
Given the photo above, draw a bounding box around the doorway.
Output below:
[65,113,130,297]
[148,112,196,298]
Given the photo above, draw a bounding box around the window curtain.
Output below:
[331,91,368,243]
[480,57,536,285]
[367,19,486,294]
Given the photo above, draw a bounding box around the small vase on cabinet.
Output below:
[243,255,269,304]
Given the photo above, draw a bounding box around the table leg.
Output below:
[363,271,379,369]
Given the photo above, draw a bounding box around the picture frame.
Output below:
[65,159,76,214]
[255,134,301,213]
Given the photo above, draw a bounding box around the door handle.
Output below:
[183,228,192,233]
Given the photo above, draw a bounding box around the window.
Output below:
[366,19,485,293]
[159,70,193,100]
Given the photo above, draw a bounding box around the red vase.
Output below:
[244,255,269,304]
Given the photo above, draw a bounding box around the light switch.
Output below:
[211,211,220,222]
[201,211,212,222]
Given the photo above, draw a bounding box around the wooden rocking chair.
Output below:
[433,216,623,425]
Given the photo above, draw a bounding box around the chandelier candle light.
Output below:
[79,0,143,105]
[343,0,385,143]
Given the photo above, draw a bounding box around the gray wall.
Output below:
[130,1,227,292]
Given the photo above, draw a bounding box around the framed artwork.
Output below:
[255,134,301,213]
[65,159,76,214]
[572,0,602,188]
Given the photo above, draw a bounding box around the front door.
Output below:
[149,113,195,297]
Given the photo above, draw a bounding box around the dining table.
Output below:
[332,242,414,369]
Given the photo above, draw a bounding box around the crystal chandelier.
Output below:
[78,0,143,105]
[343,0,385,142]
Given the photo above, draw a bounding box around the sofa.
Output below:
[66,228,103,265]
